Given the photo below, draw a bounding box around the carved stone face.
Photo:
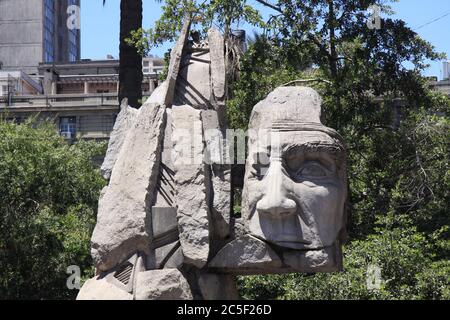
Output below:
[242,87,347,252]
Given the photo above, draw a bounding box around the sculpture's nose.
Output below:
[256,161,297,217]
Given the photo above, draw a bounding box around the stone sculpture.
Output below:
[77,20,347,300]
[210,87,347,274]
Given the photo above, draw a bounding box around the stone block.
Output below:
[134,269,193,300]
[91,102,166,272]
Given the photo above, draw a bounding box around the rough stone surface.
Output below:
[77,276,133,300]
[175,44,212,108]
[150,207,178,239]
[209,235,282,273]
[101,100,139,180]
[91,102,166,272]
[233,218,248,239]
[248,86,323,128]
[161,108,175,166]
[283,245,342,273]
[165,18,191,106]
[208,28,226,102]
[171,105,210,268]
[198,273,239,300]
[164,246,184,269]
[202,109,226,164]
[153,110,177,209]
[135,269,193,300]
[154,241,180,268]
[209,167,232,240]
[202,110,231,240]
[147,80,169,105]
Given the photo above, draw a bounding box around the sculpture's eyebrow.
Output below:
[283,142,346,162]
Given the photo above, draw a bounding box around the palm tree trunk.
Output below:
[119,0,143,108]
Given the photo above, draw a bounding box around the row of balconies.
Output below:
[0,92,153,111]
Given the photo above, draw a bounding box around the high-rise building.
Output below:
[0,0,80,75]
[443,61,450,81]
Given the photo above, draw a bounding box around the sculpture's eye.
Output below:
[296,162,329,180]
[301,164,327,177]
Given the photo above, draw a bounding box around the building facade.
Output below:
[0,0,81,75]
[1,58,164,140]
[0,71,42,97]
[38,58,163,96]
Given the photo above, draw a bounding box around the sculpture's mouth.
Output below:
[273,234,312,244]
[266,235,314,250]
[276,240,312,245]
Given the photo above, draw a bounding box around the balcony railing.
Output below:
[0,93,120,110]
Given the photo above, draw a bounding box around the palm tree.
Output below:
[103,0,143,108]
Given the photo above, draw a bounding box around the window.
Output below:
[143,60,150,67]
[69,52,77,62]
[59,117,77,139]
[44,0,55,62]
[0,85,7,96]
[68,28,79,62]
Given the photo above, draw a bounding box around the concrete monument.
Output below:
[77,20,347,300]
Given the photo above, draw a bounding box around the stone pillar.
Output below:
[84,82,90,94]
[51,82,57,95]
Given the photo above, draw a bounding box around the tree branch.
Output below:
[255,0,283,14]
[307,33,332,59]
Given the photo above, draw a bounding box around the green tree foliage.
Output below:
[0,120,107,299]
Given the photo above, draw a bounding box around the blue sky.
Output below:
[81,0,450,79]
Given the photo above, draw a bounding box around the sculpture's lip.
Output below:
[272,235,312,245]
[268,238,315,250]
[276,240,311,244]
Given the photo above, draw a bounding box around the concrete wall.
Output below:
[0,93,119,140]
[0,0,44,75]
[0,0,81,74]
[39,60,120,76]
[57,82,84,94]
